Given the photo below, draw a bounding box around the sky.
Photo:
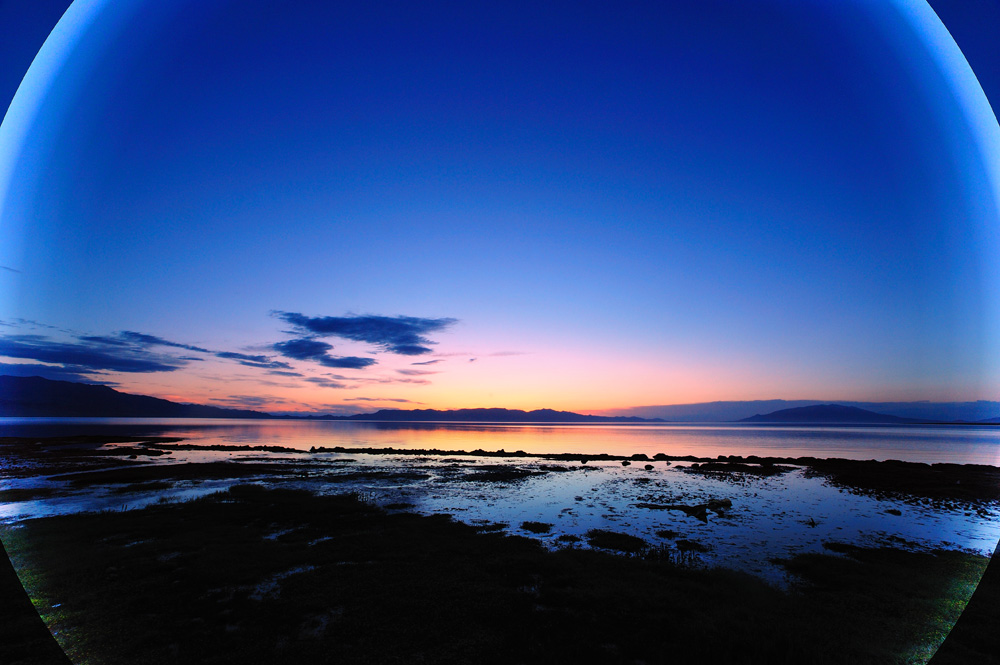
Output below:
[1,0,999,416]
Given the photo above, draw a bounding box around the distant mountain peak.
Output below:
[739,403,921,424]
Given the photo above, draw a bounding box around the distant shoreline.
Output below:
[4,376,1000,423]
[3,414,999,427]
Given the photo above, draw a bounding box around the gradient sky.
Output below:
[1,0,999,415]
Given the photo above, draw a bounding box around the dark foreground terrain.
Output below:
[1,485,991,665]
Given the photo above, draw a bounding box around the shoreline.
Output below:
[3,433,998,579]
[3,433,1000,662]
[1,483,992,664]
[5,435,1000,505]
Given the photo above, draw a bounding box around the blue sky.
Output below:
[1,0,998,414]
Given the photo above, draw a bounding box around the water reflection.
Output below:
[4,444,996,586]
[2,418,998,464]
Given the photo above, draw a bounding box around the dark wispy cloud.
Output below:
[0,361,104,383]
[77,335,128,346]
[272,338,376,369]
[215,350,293,370]
[118,331,211,353]
[321,373,432,386]
[77,331,210,353]
[305,376,350,389]
[273,311,456,356]
[77,329,295,371]
[216,351,273,363]
[344,397,422,404]
[72,330,297,371]
[1,265,22,274]
[207,395,274,409]
[0,322,306,381]
[0,335,186,373]
[308,403,371,417]
[7,319,71,333]
[273,338,331,359]
[1,314,448,398]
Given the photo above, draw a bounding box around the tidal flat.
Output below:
[2,434,1000,663]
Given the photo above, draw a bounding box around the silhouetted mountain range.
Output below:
[3,376,997,424]
[0,375,271,419]
[0,376,661,422]
[598,399,1000,422]
[336,408,661,423]
[739,404,922,424]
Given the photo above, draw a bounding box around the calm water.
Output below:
[3,418,999,584]
[2,417,999,464]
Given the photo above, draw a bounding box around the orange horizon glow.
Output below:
[94,358,999,416]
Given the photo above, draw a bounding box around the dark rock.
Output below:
[585,529,647,554]
[521,521,553,534]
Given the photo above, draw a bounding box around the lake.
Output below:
[2,417,1000,464]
